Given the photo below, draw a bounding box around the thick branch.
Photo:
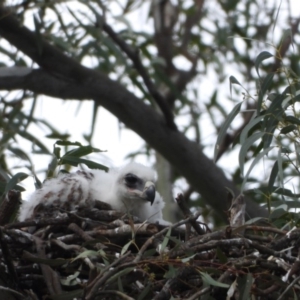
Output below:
[0,7,268,221]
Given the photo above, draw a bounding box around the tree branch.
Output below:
[0,7,268,221]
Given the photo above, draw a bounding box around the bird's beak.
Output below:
[142,181,156,205]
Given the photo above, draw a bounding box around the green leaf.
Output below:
[277,148,284,191]
[71,250,99,262]
[268,160,278,192]
[241,146,274,192]
[254,51,273,77]
[199,272,229,288]
[55,140,82,147]
[285,115,300,125]
[137,284,151,300]
[63,145,103,158]
[280,124,296,134]
[121,240,132,256]
[60,268,81,286]
[237,273,253,299]
[240,114,264,145]
[106,267,135,284]
[46,133,71,140]
[244,217,264,225]
[239,132,264,176]
[262,94,285,149]
[229,75,241,97]
[295,143,300,166]
[257,73,274,114]
[159,227,171,253]
[59,156,109,171]
[4,172,28,194]
[214,101,243,161]
[282,89,300,109]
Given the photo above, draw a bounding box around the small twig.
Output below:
[50,239,83,252]
[94,290,135,300]
[85,250,132,295]
[0,227,19,285]
[5,217,71,229]
[85,252,133,300]
[186,286,211,300]
[101,22,177,130]
[68,223,94,242]
[176,193,206,235]
[244,225,286,235]
[278,275,300,300]
[0,285,25,299]
[34,237,62,295]
[134,212,202,263]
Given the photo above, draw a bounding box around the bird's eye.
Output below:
[124,173,138,187]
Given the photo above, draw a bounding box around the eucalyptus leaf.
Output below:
[241,147,274,192]
[254,51,273,77]
[200,272,229,288]
[4,172,28,194]
[239,132,264,176]
[279,125,296,134]
[59,156,109,171]
[214,101,243,162]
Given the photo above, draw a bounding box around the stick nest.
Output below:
[0,191,300,300]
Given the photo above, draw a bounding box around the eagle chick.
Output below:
[18,162,169,225]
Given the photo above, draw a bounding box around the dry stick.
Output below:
[5,217,71,229]
[175,193,206,235]
[244,225,286,235]
[51,239,83,252]
[0,285,26,299]
[68,223,94,242]
[34,237,62,295]
[101,22,177,130]
[133,212,202,263]
[0,227,19,285]
[278,275,300,300]
[85,251,132,300]
[186,286,211,300]
[86,262,136,300]
[93,290,135,300]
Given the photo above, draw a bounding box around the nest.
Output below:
[0,191,300,299]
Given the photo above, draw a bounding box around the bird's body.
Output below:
[18,162,169,225]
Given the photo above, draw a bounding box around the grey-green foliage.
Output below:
[216,48,300,221]
[0,0,298,223]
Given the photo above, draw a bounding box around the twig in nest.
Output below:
[134,212,202,263]
[68,223,94,242]
[85,251,132,300]
[34,237,62,295]
[0,227,19,285]
[176,193,206,235]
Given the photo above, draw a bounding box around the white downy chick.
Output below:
[18,162,170,225]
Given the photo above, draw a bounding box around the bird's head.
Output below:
[116,163,157,205]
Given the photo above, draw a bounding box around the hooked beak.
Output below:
[141,181,155,205]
